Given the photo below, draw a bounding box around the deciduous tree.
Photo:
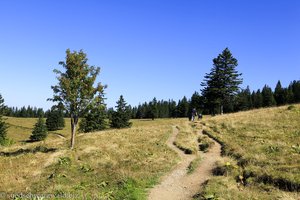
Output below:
[49,49,106,149]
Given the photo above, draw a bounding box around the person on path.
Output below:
[191,108,197,122]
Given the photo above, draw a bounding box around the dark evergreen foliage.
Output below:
[4,106,45,118]
[0,94,8,145]
[274,81,286,106]
[79,103,107,133]
[177,96,189,117]
[201,48,243,114]
[147,98,158,120]
[110,95,132,128]
[46,108,65,131]
[262,85,276,107]
[235,86,252,111]
[291,80,300,103]
[30,117,48,141]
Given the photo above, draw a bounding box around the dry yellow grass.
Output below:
[0,118,182,199]
[173,120,201,154]
[199,104,300,199]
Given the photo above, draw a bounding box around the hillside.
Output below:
[199,104,300,199]
[0,105,299,199]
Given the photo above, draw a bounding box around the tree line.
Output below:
[128,79,300,119]
[1,48,299,148]
[4,106,45,118]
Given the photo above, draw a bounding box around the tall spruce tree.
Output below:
[291,80,300,103]
[235,86,252,111]
[201,48,243,114]
[0,94,7,145]
[168,100,177,118]
[49,49,106,149]
[177,96,189,117]
[261,85,276,107]
[110,95,132,128]
[252,89,263,108]
[274,80,286,106]
[30,117,48,141]
[147,98,158,120]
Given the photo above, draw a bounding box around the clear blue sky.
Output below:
[0,0,299,110]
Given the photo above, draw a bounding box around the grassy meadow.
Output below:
[199,104,300,200]
[0,105,300,199]
[0,118,190,199]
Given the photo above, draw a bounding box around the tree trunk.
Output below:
[70,116,78,149]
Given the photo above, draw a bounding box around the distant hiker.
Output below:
[198,113,203,120]
[191,108,197,122]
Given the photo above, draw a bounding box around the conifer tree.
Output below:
[262,85,276,107]
[135,105,143,119]
[286,86,294,103]
[30,117,48,141]
[252,89,263,108]
[291,80,300,103]
[0,94,7,145]
[201,48,243,114]
[110,95,132,128]
[177,96,189,117]
[168,100,177,118]
[147,98,158,120]
[79,98,107,133]
[274,80,286,106]
[46,106,65,131]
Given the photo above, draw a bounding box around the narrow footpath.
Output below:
[148,126,222,200]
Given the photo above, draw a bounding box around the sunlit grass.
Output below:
[199,104,300,199]
[0,118,182,199]
[173,120,200,154]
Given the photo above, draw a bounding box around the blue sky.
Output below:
[0,0,299,110]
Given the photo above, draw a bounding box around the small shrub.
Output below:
[0,117,8,145]
[30,117,48,141]
[287,105,296,110]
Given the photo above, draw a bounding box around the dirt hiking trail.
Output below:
[148,126,222,200]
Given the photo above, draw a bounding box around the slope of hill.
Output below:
[199,104,300,199]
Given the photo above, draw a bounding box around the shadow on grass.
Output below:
[0,146,57,157]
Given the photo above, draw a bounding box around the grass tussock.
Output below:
[173,121,200,154]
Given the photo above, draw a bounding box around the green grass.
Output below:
[198,104,300,199]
